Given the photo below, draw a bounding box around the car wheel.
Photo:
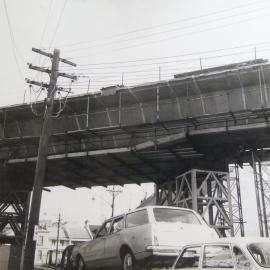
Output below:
[77,256,86,270]
[122,251,137,270]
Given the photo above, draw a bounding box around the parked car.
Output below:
[71,206,217,270]
[58,245,75,270]
[172,237,270,270]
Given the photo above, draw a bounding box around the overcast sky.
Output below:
[1,0,270,235]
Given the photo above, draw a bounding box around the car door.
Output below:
[124,209,151,255]
[103,216,125,267]
[83,220,112,269]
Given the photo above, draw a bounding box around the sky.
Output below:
[1,0,270,235]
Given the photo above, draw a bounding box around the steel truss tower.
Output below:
[252,151,270,237]
[0,189,30,269]
[156,169,244,237]
[228,164,245,236]
[0,190,29,244]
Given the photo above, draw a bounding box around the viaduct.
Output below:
[1,59,270,268]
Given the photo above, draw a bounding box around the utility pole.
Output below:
[87,78,91,93]
[107,186,122,217]
[20,48,76,270]
[121,72,124,85]
[55,213,61,270]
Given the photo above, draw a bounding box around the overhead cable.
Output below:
[3,0,24,79]
[71,10,270,58]
[62,48,269,71]
[56,0,264,48]
[49,0,68,48]
[64,4,268,54]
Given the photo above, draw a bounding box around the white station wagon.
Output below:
[172,237,270,270]
[71,206,217,270]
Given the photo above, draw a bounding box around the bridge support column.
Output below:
[229,164,245,236]
[251,151,270,237]
[0,190,30,270]
[156,169,236,237]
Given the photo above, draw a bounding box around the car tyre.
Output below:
[122,250,138,270]
[77,256,86,270]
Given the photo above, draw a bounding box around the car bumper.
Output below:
[146,245,181,256]
[134,246,180,268]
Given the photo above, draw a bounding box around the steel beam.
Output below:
[156,169,235,236]
[251,151,270,237]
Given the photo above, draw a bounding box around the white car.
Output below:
[71,206,217,270]
[172,237,270,270]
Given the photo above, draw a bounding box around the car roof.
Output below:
[103,206,197,222]
[181,237,270,247]
[135,205,197,212]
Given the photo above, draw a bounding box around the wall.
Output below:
[0,245,10,270]
[0,245,21,270]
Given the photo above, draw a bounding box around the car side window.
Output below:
[203,245,234,269]
[233,246,252,269]
[126,209,149,228]
[174,246,201,269]
[110,216,124,234]
[96,221,112,238]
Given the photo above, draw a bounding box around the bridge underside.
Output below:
[1,114,270,190]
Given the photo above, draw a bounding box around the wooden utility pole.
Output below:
[20,48,76,270]
[55,213,61,270]
[107,186,122,217]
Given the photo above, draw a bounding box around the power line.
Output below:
[64,4,268,54]
[3,0,24,79]
[62,62,270,90]
[39,0,54,49]
[62,46,270,71]
[31,0,54,83]
[66,42,269,67]
[59,53,270,87]
[49,0,68,48]
[56,0,264,49]
[31,0,67,90]
[59,53,270,91]
[71,9,270,58]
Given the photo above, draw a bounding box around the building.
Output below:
[35,220,98,266]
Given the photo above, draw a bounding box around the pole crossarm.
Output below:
[58,72,77,80]
[25,79,49,88]
[27,63,51,74]
[32,48,76,67]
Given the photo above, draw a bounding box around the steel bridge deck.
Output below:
[1,59,270,191]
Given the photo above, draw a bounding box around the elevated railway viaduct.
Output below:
[1,59,270,267]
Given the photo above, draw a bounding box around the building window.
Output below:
[37,250,42,261]
[37,236,44,246]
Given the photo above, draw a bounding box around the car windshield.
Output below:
[153,208,201,224]
[248,242,270,268]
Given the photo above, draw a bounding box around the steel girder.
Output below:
[0,190,29,244]
[251,151,270,237]
[228,164,245,236]
[156,169,236,237]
